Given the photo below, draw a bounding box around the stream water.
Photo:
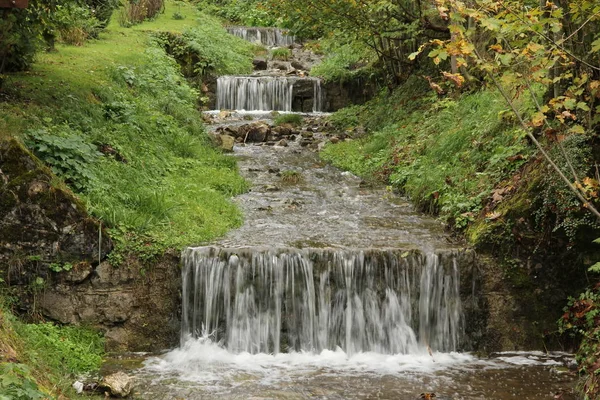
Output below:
[128,28,577,399]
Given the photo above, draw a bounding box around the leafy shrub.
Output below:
[0,363,46,400]
[559,286,600,399]
[534,134,600,246]
[26,125,103,192]
[274,113,303,126]
[54,3,102,45]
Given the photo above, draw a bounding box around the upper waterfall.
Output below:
[226,26,296,47]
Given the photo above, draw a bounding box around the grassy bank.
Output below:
[0,1,254,262]
[1,304,104,399]
[0,1,257,396]
[321,77,534,230]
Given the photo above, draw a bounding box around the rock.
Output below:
[271,61,288,71]
[268,167,280,174]
[64,262,93,283]
[290,60,305,70]
[241,122,271,143]
[102,372,134,398]
[73,381,84,394]
[252,58,268,70]
[265,185,280,192]
[329,136,340,144]
[219,135,235,152]
[299,139,312,147]
[218,110,232,119]
[272,124,293,138]
[275,139,288,147]
[301,131,313,138]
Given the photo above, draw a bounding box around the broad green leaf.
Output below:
[577,101,590,111]
[569,125,586,134]
[591,38,600,54]
[588,262,600,273]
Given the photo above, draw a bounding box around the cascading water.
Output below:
[181,247,462,355]
[216,76,325,112]
[226,26,296,47]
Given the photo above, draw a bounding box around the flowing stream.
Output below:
[129,29,577,400]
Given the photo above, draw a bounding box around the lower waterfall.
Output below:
[180,247,462,355]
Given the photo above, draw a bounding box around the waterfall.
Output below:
[181,247,463,355]
[216,76,324,112]
[226,26,296,47]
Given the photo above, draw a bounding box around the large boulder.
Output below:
[239,122,271,143]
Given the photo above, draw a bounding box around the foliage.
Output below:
[417,0,600,222]
[0,363,46,400]
[153,13,254,78]
[54,2,102,45]
[310,34,378,83]
[0,0,118,75]
[195,0,276,27]
[25,125,103,192]
[274,113,303,126]
[534,135,600,246]
[265,0,450,82]
[559,285,600,399]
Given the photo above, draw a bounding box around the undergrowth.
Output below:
[310,32,378,83]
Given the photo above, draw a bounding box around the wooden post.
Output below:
[0,0,28,8]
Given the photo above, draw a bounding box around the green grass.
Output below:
[321,78,534,229]
[271,47,291,61]
[274,113,303,126]
[0,304,102,399]
[0,1,250,261]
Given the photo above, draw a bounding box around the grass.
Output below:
[0,304,103,399]
[271,47,291,61]
[321,76,534,229]
[280,170,303,185]
[274,113,303,126]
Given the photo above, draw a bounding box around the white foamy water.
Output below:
[137,338,576,399]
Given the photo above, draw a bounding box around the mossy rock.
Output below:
[0,137,111,284]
